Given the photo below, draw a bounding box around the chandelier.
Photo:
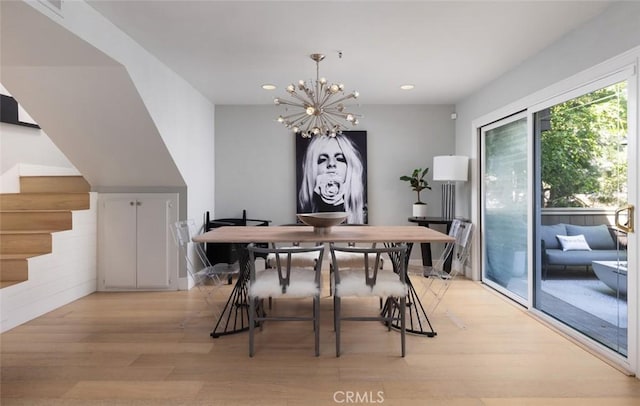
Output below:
[274,53,360,138]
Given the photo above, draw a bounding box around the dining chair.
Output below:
[329,243,409,357]
[247,243,325,357]
[414,219,473,314]
[171,220,241,326]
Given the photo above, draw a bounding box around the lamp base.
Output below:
[441,183,455,219]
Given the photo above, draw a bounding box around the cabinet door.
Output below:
[101,197,138,289]
[135,195,177,289]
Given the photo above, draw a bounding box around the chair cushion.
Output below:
[556,234,592,251]
[333,251,383,268]
[249,268,319,298]
[540,224,566,249]
[565,224,615,250]
[545,249,627,266]
[266,250,318,268]
[335,270,407,298]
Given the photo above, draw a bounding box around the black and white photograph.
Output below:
[296,131,367,224]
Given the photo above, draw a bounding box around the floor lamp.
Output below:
[433,155,469,219]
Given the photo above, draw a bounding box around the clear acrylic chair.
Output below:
[329,243,409,357]
[171,220,240,324]
[247,243,325,357]
[415,219,473,315]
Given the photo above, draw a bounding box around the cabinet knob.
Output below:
[136,201,142,206]
[130,201,135,206]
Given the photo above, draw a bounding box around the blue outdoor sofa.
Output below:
[540,223,627,279]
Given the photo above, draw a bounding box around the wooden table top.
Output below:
[193,225,454,244]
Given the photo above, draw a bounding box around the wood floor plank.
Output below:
[62,381,203,400]
[1,279,639,405]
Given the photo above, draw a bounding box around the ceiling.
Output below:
[86,1,613,105]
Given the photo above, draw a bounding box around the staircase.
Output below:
[0,176,90,288]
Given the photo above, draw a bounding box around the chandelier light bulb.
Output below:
[306,106,315,115]
[277,116,284,123]
[346,114,354,122]
[274,98,280,105]
[286,84,295,93]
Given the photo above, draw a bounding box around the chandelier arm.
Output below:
[315,116,326,134]
[323,94,356,109]
[322,112,344,128]
[283,112,307,125]
[276,98,308,108]
[301,86,316,105]
[288,91,313,105]
[324,106,361,118]
[289,114,312,128]
[279,111,309,121]
[319,90,334,107]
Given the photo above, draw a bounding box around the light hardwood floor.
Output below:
[2,276,640,405]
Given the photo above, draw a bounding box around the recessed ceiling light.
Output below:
[262,84,276,90]
[400,84,415,90]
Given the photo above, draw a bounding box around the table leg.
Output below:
[383,242,437,337]
[210,243,257,338]
[420,242,433,268]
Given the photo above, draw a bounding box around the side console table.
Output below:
[408,216,466,272]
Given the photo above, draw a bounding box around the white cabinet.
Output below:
[98,193,178,291]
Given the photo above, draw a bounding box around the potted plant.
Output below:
[400,167,432,217]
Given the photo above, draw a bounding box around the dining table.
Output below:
[193,225,454,338]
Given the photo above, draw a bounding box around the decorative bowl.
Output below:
[296,212,347,235]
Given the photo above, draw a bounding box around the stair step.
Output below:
[0,257,28,284]
[0,192,90,211]
[0,233,52,255]
[20,176,90,193]
[0,211,72,232]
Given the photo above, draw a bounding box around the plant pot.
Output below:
[413,203,428,218]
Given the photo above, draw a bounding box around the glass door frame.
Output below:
[479,111,533,306]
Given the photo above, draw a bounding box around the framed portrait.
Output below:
[295,130,368,224]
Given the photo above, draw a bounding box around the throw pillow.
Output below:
[556,234,592,251]
[565,224,614,250]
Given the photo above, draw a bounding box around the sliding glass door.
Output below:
[480,112,530,303]
[533,77,633,357]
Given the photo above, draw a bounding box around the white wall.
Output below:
[215,104,455,261]
[0,123,75,178]
[60,0,216,224]
[3,0,215,225]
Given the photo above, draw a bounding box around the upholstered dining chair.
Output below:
[247,243,325,357]
[329,243,409,357]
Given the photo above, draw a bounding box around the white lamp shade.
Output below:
[433,155,469,182]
